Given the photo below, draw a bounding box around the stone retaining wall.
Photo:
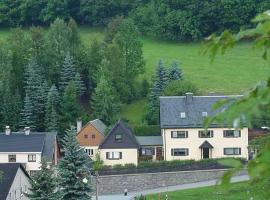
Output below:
[92,169,246,195]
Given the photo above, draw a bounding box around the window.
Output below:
[180,112,186,118]
[84,134,88,139]
[30,170,38,177]
[106,152,122,160]
[28,154,36,162]
[171,148,189,156]
[171,131,188,138]
[8,154,16,162]
[202,112,208,117]
[223,130,241,138]
[141,147,155,156]
[224,148,241,155]
[92,134,95,139]
[115,134,123,142]
[199,130,213,138]
[85,149,94,156]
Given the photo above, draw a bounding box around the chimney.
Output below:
[24,127,30,135]
[5,126,11,135]
[186,92,193,104]
[77,118,82,132]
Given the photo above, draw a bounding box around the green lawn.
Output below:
[146,182,264,200]
[1,27,270,125]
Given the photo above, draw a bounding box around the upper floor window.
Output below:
[106,152,122,160]
[199,130,213,138]
[171,131,188,138]
[84,134,88,139]
[224,148,241,155]
[115,134,123,142]
[85,149,94,156]
[202,112,208,117]
[171,148,189,156]
[180,112,186,118]
[8,154,16,162]
[224,130,241,138]
[92,134,96,139]
[28,154,36,162]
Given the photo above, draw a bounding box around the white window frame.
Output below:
[224,130,241,138]
[171,131,188,138]
[202,112,208,117]
[8,154,16,162]
[180,112,186,118]
[107,152,122,160]
[171,148,189,156]
[85,149,94,156]
[28,154,36,162]
[198,130,213,138]
[224,148,241,155]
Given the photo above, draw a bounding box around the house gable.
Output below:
[99,121,139,149]
[76,121,105,146]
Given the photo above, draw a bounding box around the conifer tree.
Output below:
[25,159,56,200]
[169,60,183,81]
[57,127,92,200]
[21,94,35,128]
[60,81,81,136]
[60,52,76,93]
[91,74,120,125]
[45,84,60,132]
[74,72,86,97]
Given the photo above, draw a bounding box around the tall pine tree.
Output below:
[91,74,120,125]
[45,84,60,132]
[25,159,57,200]
[169,60,183,81]
[60,52,76,93]
[147,60,169,124]
[21,94,35,129]
[57,127,92,200]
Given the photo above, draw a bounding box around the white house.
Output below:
[160,93,249,161]
[0,127,60,176]
[0,163,31,200]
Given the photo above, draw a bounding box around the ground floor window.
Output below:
[106,152,122,160]
[224,148,241,155]
[171,148,189,156]
[85,149,94,156]
[30,170,39,177]
[141,147,155,156]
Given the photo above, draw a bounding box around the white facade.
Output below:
[82,146,99,160]
[6,167,31,200]
[99,149,138,166]
[0,153,42,173]
[162,127,248,161]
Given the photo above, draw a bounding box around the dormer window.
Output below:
[202,112,208,117]
[115,134,123,142]
[180,112,186,119]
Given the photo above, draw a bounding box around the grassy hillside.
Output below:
[147,181,263,200]
[1,27,269,125]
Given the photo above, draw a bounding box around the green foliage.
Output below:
[91,73,121,125]
[169,60,183,81]
[133,125,160,136]
[92,153,104,172]
[163,80,199,96]
[25,159,57,200]
[57,127,92,199]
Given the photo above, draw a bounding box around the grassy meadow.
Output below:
[1,27,269,125]
[146,182,264,200]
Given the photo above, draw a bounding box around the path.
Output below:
[96,174,249,200]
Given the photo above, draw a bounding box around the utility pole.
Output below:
[96,171,99,200]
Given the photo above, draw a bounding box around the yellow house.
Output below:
[160,93,248,161]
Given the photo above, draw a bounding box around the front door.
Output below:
[202,148,210,159]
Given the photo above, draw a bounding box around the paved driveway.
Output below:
[95,175,249,200]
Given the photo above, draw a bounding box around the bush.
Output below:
[163,80,199,96]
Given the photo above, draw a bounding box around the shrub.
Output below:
[133,125,160,136]
[163,80,199,96]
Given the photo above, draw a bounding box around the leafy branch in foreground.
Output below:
[203,10,270,198]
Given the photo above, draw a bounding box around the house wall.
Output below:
[163,127,248,161]
[6,167,31,200]
[0,153,42,172]
[76,123,104,146]
[82,146,99,159]
[100,149,138,166]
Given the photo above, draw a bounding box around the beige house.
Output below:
[160,93,249,161]
[99,121,139,166]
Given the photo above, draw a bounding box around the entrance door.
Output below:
[202,148,210,159]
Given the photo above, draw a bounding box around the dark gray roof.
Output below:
[199,140,214,149]
[160,94,242,128]
[0,132,57,162]
[136,136,163,146]
[0,163,30,200]
[99,121,139,149]
[90,119,107,135]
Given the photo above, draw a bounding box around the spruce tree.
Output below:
[60,52,77,93]
[57,127,92,200]
[74,72,86,97]
[91,74,121,125]
[169,60,183,81]
[45,84,60,132]
[60,81,81,136]
[21,94,35,128]
[25,159,56,200]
